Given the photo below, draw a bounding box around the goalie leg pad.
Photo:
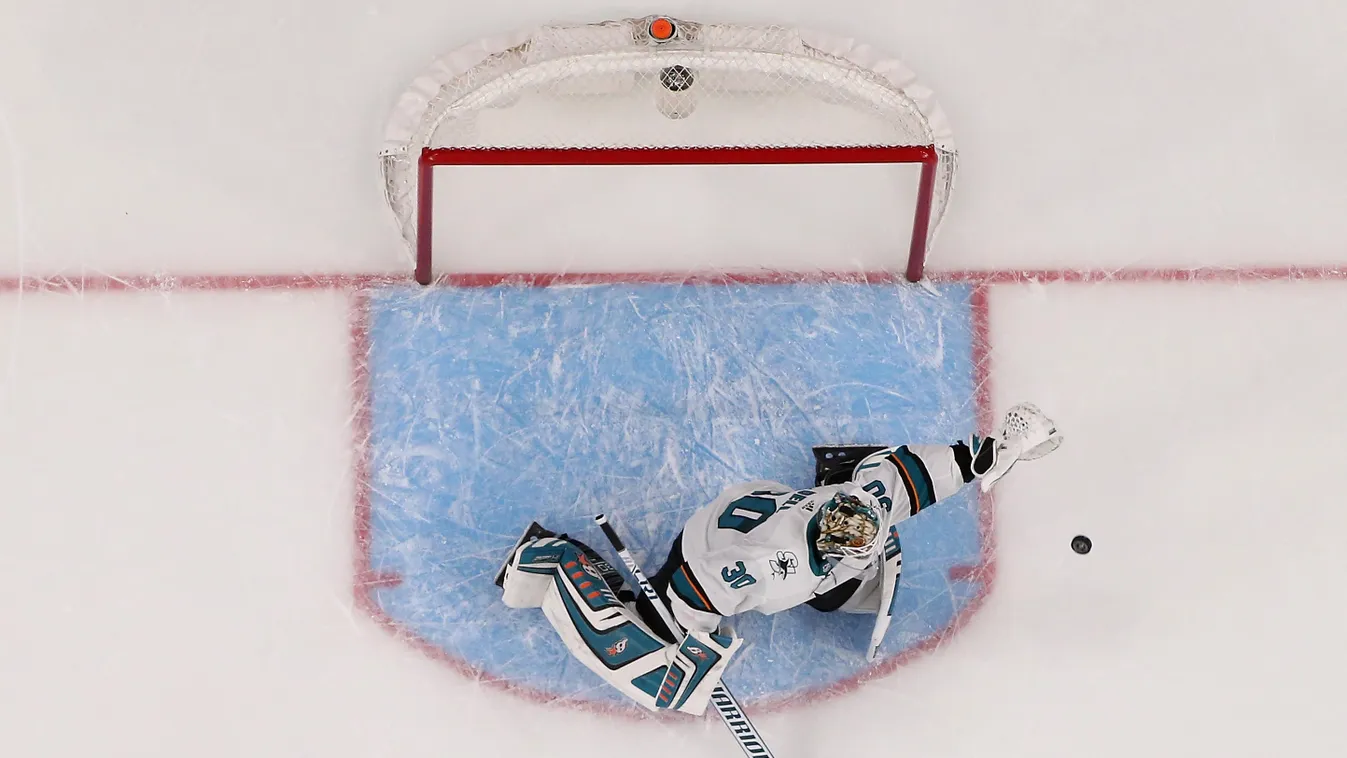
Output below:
[508,539,742,715]
[498,520,630,608]
[566,535,626,596]
[500,536,568,609]
[654,630,743,714]
[494,521,556,588]
[537,543,672,707]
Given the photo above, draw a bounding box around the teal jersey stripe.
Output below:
[670,565,720,614]
[889,446,937,515]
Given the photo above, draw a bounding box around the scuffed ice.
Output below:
[365,281,981,705]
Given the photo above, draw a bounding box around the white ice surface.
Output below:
[2,1,1347,756]
[430,163,926,273]
[1,0,1346,276]
[968,282,1347,756]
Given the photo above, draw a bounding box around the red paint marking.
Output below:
[349,288,382,597]
[435,270,906,288]
[948,564,981,583]
[970,281,999,598]
[424,264,1347,288]
[564,561,577,569]
[0,272,409,294]
[579,581,592,589]
[357,571,403,590]
[586,591,601,600]
[1,264,1346,295]
[931,264,1347,285]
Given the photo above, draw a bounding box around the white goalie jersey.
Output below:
[668,443,975,634]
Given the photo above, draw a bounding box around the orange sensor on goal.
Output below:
[649,17,676,41]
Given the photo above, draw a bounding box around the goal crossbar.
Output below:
[416,145,940,285]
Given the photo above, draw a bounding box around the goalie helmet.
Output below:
[816,488,883,561]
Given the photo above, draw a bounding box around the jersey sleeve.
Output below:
[849,443,976,524]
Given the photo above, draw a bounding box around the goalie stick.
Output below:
[593,515,775,758]
[866,525,903,660]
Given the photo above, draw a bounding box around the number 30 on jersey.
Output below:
[721,561,757,589]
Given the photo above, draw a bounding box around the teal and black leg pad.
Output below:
[494,522,557,587]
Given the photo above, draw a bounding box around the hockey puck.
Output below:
[1071,535,1092,555]
[660,65,695,92]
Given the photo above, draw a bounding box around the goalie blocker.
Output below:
[499,530,742,715]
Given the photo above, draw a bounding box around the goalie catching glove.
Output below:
[965,402,1063,492]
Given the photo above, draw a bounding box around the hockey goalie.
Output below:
[496,403,1062,715]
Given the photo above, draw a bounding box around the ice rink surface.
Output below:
[362,283,980,705]
[3,1,1347,757]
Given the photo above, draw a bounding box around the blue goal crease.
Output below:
[363,281,980,703]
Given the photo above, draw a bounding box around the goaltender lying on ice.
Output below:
[496,403,1062,715]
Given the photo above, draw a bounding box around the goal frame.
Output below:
[414,144,940,285]
[385,16,959,285]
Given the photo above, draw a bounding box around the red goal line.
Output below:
[0,265,1345,295]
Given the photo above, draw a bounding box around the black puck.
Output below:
[660,65,695,92]
[1071,535,1092,555]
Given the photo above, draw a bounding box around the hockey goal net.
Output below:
[381,17,957,285]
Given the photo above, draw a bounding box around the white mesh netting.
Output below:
[380,16,958,273]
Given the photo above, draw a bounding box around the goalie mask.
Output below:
[816,489,883,561]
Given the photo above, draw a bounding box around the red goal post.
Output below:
[382,17,957,285]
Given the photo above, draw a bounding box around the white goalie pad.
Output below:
[503,537,741,714]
